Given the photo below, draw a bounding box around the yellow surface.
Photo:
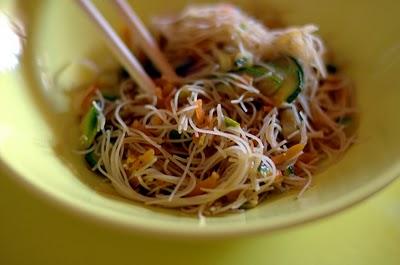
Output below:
[1,171,399,265]
[1,0,400,240]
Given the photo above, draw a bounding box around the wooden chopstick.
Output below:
[112,0,178,81]
[76,0,156,94]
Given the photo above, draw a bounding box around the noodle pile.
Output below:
[78,4,356,216]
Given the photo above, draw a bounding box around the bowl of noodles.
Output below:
[1,0,400,237]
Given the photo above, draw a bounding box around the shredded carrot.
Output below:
[195,99,204,124]
[123,155,136,171]
[271,144,305,164]
[140,149,155,164]
[154,78,176,97]
[262,105,273,113]
[131,120,150,134]
[154,87,163,99]
[206,116,213,127]
[226,189,241,202]
[150,115,163,125]
[142,144,161,155]
[129,149,155,171]
[188,172,220,196]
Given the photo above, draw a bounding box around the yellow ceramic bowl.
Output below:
[1,0,399,238]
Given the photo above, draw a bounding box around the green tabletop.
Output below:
[1,170,399,265]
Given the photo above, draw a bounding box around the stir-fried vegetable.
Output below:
[80,103,100,148]
[236,57,304,105]
[188,171,220,196]
[138,149,156,167]
[125,149,156,173]
[169,129,182,140]
[257,74,283,96]
[272,144,305,164]
[234,51,253,68]
[101,89,120,101]
[224,117,240,127]
[236,65,269,77]
[284,165,295,176]
[85,151,99,168]
[270,57,304,105]
[195,99,205,124]
[280,107,300,140]
[257,161,270,177]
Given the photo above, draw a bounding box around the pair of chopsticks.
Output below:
[76,0,178,94]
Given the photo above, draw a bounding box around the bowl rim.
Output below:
[1,154,399,239]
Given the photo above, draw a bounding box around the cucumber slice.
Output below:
[236,66,283,96]
[271,57,304,105]
[257,74,283,96]
[237,66,268,77]
[85,151,98,168]
[235,57,304,105]
[80,104,100,148]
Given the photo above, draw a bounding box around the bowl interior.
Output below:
[1,0,400,237]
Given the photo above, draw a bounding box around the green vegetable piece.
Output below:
[224,117,240,128]
[237,66,268,77]
[257,162,270,177]
[237,57,303,104]
[169,129,182,140]
[236,65,283,96]
[235,58,248,68]
[284,165,295,176]
[85,151,98,168]
[258,74,284,96]
[271,57,304,104]
[337,116,352,126]
[234,51,253,68]
[80,104,100,148]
